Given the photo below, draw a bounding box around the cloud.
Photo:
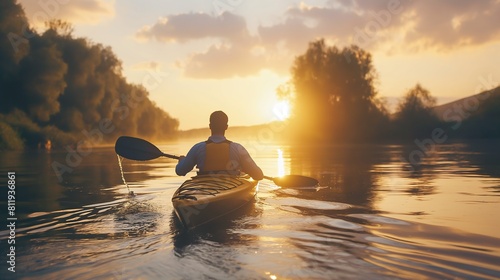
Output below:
[257,0,410,53]
[402,0,500,50]
[135,1,500,79]
[19,0,115,27]
[258,17,318,54]
[137,12,266,79]
[181,43,267,79]
[135,12,250,43]
[262,0,500,52]
[131,61,162,71]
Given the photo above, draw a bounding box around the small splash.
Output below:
[115,200,156,216]
[117,154,135,196]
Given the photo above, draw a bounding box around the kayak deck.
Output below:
[173,176,248,200]
[172,175,258,230]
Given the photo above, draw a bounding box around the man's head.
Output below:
[209,111,228,134]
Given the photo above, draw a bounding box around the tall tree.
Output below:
[393,84,440,139]
[288,39,387,142]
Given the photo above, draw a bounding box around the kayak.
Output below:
[172,175,258,230]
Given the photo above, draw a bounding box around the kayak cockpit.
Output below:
[172,175,252,201]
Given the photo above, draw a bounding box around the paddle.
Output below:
[115,136,180,160]
[262,175,318,188]
[115,136,319,188]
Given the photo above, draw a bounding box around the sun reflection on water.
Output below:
[277,148,285,177]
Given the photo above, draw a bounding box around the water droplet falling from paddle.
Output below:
[117,154,135,196]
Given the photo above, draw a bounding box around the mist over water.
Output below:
[0,140,499,279]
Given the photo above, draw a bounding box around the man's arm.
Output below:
[175,143,202,176]
[236,145,264,180]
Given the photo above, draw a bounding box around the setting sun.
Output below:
[273,100,291,121]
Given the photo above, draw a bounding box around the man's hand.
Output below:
[178,155,185,162]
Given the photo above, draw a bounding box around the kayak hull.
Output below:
[172,175,258,230]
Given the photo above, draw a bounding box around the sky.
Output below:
[18,0,500,130]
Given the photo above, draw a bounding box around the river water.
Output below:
[0,139,499,279]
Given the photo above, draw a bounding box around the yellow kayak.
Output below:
[172,175,258,230]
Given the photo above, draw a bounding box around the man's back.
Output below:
[175,135,263,180]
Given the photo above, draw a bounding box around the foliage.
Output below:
[0,120,24,150]
[286,39,389,142]
[393,84,441,139]
[280,39,500,143]
[0,0,179,149]
[282,39,500,143]
[0,109,44,147]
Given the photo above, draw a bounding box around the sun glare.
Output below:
[273,100,291,121]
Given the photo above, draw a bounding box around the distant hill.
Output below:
[178,121,288,141]
[433,87,500,120]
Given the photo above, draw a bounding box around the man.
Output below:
[175,111,264,180]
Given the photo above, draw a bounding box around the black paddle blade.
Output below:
[115,136,164,161]
[271,175,319,188]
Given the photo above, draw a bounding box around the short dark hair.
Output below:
[209,111,228,131]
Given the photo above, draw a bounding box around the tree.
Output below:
[393,84,440,139]
[0,1,179,149]
[16,35,67,122]
[0,0,31,113]
[286,39,388,142]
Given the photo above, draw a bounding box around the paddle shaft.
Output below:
[157,158,316,186]
[162,153,180,160]
[115,136,318,187]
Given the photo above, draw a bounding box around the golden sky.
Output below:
[18,0,500,129]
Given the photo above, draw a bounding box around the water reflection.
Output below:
[170,201,264,279]
[276,148,287,177]
[462,139,500,178]
[0,150,64,214]
[0,148,177,218]
[171,200,260,250]
[287,144,392,207]
[363,213,500,279]
[1,141,499,279]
